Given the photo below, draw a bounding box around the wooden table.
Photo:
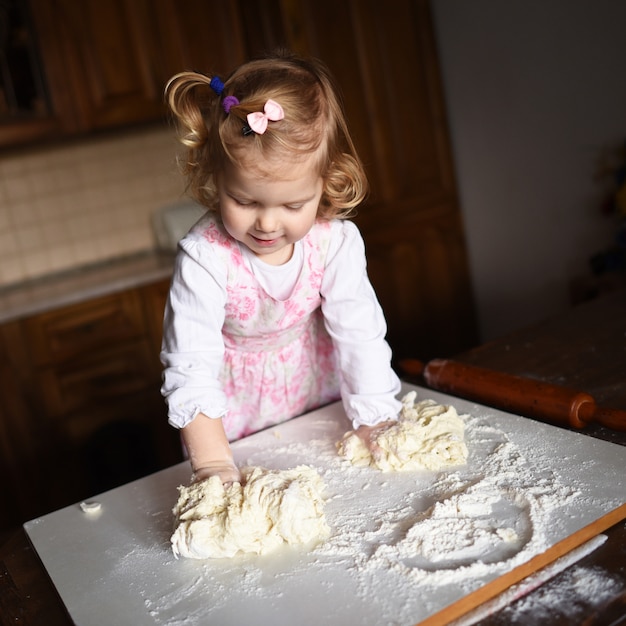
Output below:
[1,289,625,626]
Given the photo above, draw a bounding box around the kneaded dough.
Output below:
[337,391,468,472]
[171,465,330,559]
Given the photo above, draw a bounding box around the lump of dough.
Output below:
[171,465,330,559]
[337,391,468,472]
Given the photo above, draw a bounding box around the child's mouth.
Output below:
[251,235,279,246]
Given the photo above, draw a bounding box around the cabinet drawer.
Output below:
[36,340,156,418]
[24,290,146,366]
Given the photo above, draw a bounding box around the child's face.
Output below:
[217,155,323,265]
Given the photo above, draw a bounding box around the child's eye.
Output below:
[285,204,303,211]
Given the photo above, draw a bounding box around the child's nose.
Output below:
[256,209,279,232]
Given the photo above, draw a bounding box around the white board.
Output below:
[24,384,626,625]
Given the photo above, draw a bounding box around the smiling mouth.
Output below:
[251,235,280,246]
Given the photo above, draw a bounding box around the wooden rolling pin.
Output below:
[423,358,626,431]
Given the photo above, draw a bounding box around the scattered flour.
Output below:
[498,564,625,624]
[112,393,621,626]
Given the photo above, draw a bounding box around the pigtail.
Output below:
[165,72,229,210]
[165,72,216,149]
[321,152,368,219]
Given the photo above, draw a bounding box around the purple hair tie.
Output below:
[222,95,239,114]
[209,76,224,95]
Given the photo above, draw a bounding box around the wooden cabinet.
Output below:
[0,278,181,532]
[11,0,477,359]
[0,321,42,531]
[239,0,479,361]
[140,275,172,355]
[3,0,479,365]
[1,0,246,147]
[32,0,167,133]
[24,290,147,366]
[149,0,246,81]
[34,0,246,133]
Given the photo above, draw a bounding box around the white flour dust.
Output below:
[498,564,625,623]
[113,397,619,626]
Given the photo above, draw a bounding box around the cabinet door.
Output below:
[23,290,146,366]
[17,0,247,143]
[0,321,44,528]
[241,0,478,361]
[0,0,65,145]
[37,340,156,419]
[30,0,165,131]
[151,0,246,80]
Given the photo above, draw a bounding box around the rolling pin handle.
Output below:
[569,394,595,429]
[424,358,596,430]
[592,406,626,431]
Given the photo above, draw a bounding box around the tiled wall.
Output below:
[0,126,186,287]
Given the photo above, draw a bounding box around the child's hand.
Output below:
[355,421,395,462]
[191,460,242,486]
[182,415,241,486]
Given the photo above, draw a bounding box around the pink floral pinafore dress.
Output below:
[201,220,341,440]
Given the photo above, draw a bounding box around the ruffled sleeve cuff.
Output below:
[341,373,403,429]
[162,381,229,429]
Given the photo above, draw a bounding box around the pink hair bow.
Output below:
[246,99,284,135]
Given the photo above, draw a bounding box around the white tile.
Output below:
[0,230,19,255]
[3,174,34,203]
[47,246,76,273]
[0,256,26,285]
[15,225,45,250]
[8,201,38,227]
[0,127,183,287]
[22,249,50,279]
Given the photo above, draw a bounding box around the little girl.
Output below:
[160,51,401,485]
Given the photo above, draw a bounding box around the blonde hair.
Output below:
[165,51,367,219]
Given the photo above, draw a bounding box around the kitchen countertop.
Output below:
[1,288,625,625]
[452,287,626,448]
[0,251,175,324]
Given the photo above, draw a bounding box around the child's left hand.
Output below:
[355,421,395,462]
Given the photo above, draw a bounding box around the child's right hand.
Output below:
[355,421,395,463]
[191,460,242,485]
